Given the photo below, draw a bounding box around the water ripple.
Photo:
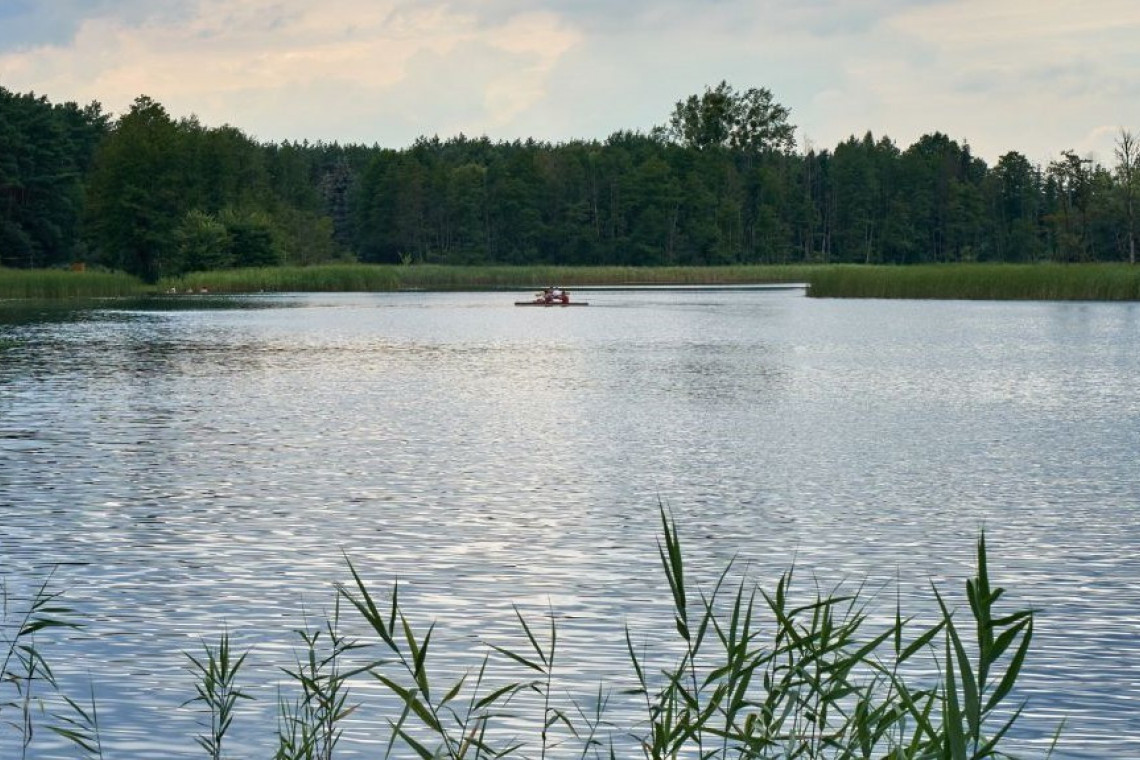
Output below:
[2,293,1138,757]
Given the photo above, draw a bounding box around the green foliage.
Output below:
[0,266,146,298]
[990,152,1046,263]
[276,602,364,760]
[622,512,1053,759]
[8,260,1136,302]
[338,565,538,759]
[220,209,283,268]
[1,571,82,755]
[806,263,1140,300]
[184,631,253,760]
[83,95,187,281]
[158,263,399,293]
[9,85,1140,277]
[156,263,814,294]
[175,209,234,272]
[50,686,105,760]
[274,207,342,266]
[661,80,797,154]
[0,87,108,268]
[930,533,1037,759]
[0,513,1061,758]
[79,94,344,280]
[333,508,1054,759]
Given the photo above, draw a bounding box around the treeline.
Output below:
[1,89,359,280]
[2,82,1137,280]
[0,88,107,269]
[353,126,1139,267]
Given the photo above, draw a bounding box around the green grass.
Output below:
[9,262,1140,301]
[159,264,400,294]
[138,262,1140,300]
[384,263,815,290]
[158,263,815,294]
[807,263,1140,300]
[4,509,1059,759]
[1,570,82,754]
[0,267,147,299]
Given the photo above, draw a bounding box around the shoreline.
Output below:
[3,262,1140,301]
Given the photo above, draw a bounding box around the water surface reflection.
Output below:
[2,292,1138,758]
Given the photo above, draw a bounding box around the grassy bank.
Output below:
[807,263,1140,300]
[0,267,147,299]
[2,509,1057,758]
[160,263,400,293]
[8,262,1140,301]
[145,261,1140,300]
[159,263,816,294]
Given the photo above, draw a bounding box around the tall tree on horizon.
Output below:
[0,87,108,268]
[1045,150,1094,262]
[660,81,796,155]
[1115,129,1138,265]
[85,95,184,280]
[989,151,1044,262]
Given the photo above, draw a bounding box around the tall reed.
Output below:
[1,570,81,757]
[11,261,1140,300]
[51,686,105,760]
[153,262,1140,299]
[807,263,1140,300]
[5,510,1059,758]
[334,508,1054,758]
[0,268,146,299]
[386,264,815,290]
[158,264,400,294]
[158,263,815,294]
[276,601,364,760]
[184,631,253,760]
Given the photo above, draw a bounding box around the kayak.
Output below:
[518,286,585,306]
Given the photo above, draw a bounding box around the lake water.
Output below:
[1,290,1138,758]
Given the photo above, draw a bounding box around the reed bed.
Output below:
[387,264,816,290]
[158,264,400,294]
[159,263,815,294]
[151,262,1140,300]
[0,268,146,299]
[10,263,1140,301]
[3,509,1059,759]
[807,264,1140,300]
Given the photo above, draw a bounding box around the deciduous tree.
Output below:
[662,81,795,154]
[1115,129,1138,265]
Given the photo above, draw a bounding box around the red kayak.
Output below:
[516,288,586,306]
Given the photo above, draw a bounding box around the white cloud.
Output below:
[863,0,1140,162]
[0,0,581,144]
[891,0,1140,47]
[1,0,1138,163]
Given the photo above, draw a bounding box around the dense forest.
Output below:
[2,81,1137,281]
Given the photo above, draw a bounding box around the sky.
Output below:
[1,0,1138,167]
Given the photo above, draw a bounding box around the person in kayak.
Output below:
[534,286,569,303]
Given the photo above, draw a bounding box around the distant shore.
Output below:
[3,263,1139,301]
